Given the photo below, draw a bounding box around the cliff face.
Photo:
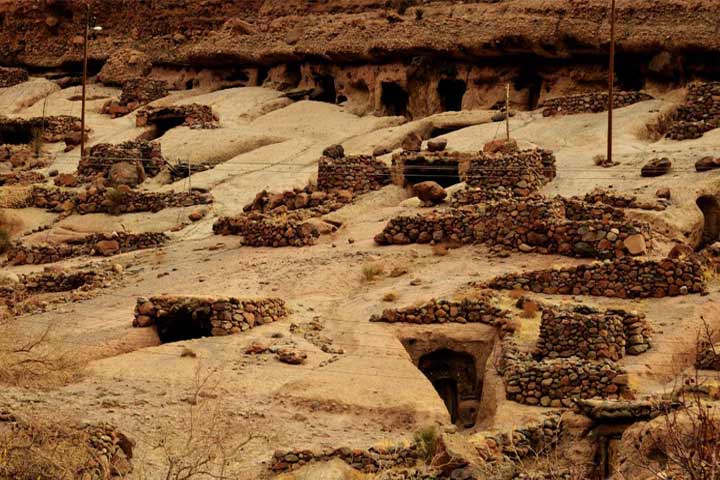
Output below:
[1,0,719,69]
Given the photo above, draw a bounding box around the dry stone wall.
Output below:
[133,295,287,336]
[0,115,82,144]
[83,140,164,178]
[270,445,421,474]
[536,305,652,361]
[374,207,480,246]
[581,189,667,212]
[102,78,169,118]
[541,91,653,116]
[665,82,720,140]
[463,149,556,195]
[0,66,28,87]
[213,212,320,247]
[317,155,391,193]
[488,257,706,298]
[4,232,168,265]
[370,298,509,326]
[243,186,353,219]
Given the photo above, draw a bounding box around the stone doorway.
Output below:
[154,306,213,343]
[380,81,409,116]
[418,348,478,426]
[437,78,466,112]
[402,156,460,188]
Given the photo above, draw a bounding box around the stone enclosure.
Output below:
[664,82,720,140]
[133,295,287,342]
[541,91,653,116]
[102,78,170,118]
[0,66,28,87]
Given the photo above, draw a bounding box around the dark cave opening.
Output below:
[310,74,337,103]
[154,307,213,344]
[0,123,34,145]
[418,349,479,426]
[403,156,460,188]
[438,78,467,112]
[380,81,409,117]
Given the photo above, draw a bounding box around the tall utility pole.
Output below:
[80,3,90,163]
[607,0,616,164]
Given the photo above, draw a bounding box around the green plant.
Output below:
[414,425,439,463]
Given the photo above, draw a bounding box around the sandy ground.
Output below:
[2,80,720,478]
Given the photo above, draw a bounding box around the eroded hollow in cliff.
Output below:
[403,157,460,188]
[154,306,212,343]
[0,122,34,145]
[380,81,409,116]
[697,195,720,248]
[147,115,187,140]
[438,79,467,112]
[310,74,337,103]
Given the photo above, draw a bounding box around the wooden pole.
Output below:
[80,3,90,163]
[505,83,510,141]
[607,0,616,164]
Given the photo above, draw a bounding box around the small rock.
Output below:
[414,181,447,204]
[623,234,647,255]
[322,144,344,159]
[277,349,307,365]
[188,210,205,222]
[641,157,671,177]
[695,156,720,172]
[655,187,671,199]
[95,239,120,256]
[372,145,391,157]
[427,138,448,152]
[401,132,422,152]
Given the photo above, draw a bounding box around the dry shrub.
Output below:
[413,425,439,463]
[362,263,385,282]
[0,413,96,480]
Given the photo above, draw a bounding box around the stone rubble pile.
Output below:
[135,104,218,129]
[318,154,392,193]
[541,91,653,116]
[133,295,287,336]
[370,298,509,326]
[487,257,707,298]
[0,170,44,186]
[83,140,165,178]
[500,339,630,407]
[376,196,651,260]
[472,412,562,462]
[536,305,652,361]
[4,232,168,265]
[0,66,29,87]
[243,185,354,219]
[102,78,169,117]
[665,82,720,140]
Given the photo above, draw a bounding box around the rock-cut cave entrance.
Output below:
[418,349,479,425]
[437,79,467,112]
[146,114,187,140]
[380,81,409,117]
[310,74,337,104]
[403,156,460,188]
[154,306,213,343]
[697,195,720,248]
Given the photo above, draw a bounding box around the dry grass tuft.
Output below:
[362,263,385,282]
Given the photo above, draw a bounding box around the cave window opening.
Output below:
[185,80,194,90]
[403,157,460,188]
[438,78,467,112]
[310,74,337,104]
[615,58,646,91]
[697,195,720,249]
[226,70,250,84]
[155,307,213,344]
[513,69,543,110]
[418,349,479,427]
[148,115,187,139]
[256,67,269,87]
[380,81,409,117]
[285,63,302,89]
[0,123,34,145]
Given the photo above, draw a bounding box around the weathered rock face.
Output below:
[4,232,168,266]
[664,82,720,140]
[487,257,707,299]
[0,66,28,87]
[133,295,287,338]
[97,48,152,86]
[541,91,653,116]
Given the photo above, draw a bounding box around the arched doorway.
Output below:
[697,195,720,248]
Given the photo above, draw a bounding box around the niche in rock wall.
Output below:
[380,81,409,117]
[147,114,186,139]
[154,306,213,343]
[514,68,543,110]
[697,195,720,248]
[0,123,34,145]
[438,79,467,112]
[403,157,460,188]
[310,74,337,103]
[418,349,479,426]
[616,56,647,91]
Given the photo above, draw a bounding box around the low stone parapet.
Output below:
[541,91,653,116]
[463,149,556,195]
[133,295,287,337]
[83,140,164,178]
[370,298,509,326]
[270,444,421,474]
[136,104,217,129]
[0,66,29,88]
[665,82,720,140]
[487,257,706,298]
[212,212,320,247]
[243,187,353,219]
[4,232,168,265]
[374,207,481,245]
[317,155,391,193]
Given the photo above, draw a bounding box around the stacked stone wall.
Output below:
[463,149,556,195]
[0,115,82,143]
[271,445,421,474]
[374,208,480,245]
[136,104,217,129]
[581,189,667,212]
[133,295,287,336]
[83,141,164,178]
[665,82,720,140]
[0,170,44,186]
[500,340,628,407]
[370,298,508,326]
[541,91,653,116]
[243,187,353,219]
[213,212,319,247]
[450,186,515,207]
[4,232,168,265]
[0,66,29,88]
[488,257,706,298]
[317,155,391,193]
[102,79,170,118]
